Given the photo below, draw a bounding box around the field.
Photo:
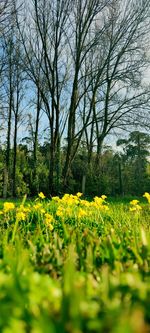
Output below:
[0,193,150,333]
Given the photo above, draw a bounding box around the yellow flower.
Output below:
[101,195,107,200]
[3,202,15,213]
[94,196,103,205]
[44,213,54,224]
[80,200,90,207]
[48,224,54,231]
[92,196,109,211]
[143,192,150,204]
[56,207,64,218]
[130,199,139,206]
[38,192,46,199]
[130,205,142,212]
[65,207,73,217]
[100,205,109,211]
[129,199,142,212]
[33,203,45,214]
[76,192,83,198]
[77,208,87,219]
[40,209,45,214]
[16,211,26,221]
[52,196,60,202]
[44,213,54,230]
[33,203,42,210]
[62,194,70,201]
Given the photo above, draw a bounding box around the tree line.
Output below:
[0,0,150,197]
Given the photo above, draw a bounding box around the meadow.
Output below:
[0,193,150,333]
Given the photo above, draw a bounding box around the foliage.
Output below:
[0,130,150,197]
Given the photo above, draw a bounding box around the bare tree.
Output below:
[15,0,72,193]
[1,4,25,197]
[83,0,150,166]
[13,0,150,194]
[62,0,112,188]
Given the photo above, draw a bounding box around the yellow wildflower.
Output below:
[77,208,87,219]
[101,195,107,200]
[44,213,54,231]
[130,205,142,212]
[44,213,54,224]
[33,203,45,214]
[94,196,104,205]
[56,207,64,218]
[62,194,70,201]
[100,205,109,211]
[16,211,26,221]
[52,196,60,202]
[64,207,73,217]
[48,224,54,231]
[76,192,83,198]
[80,200,90,207]
[130,199,139,206]
[40,209,45,214]
[143,192,150,204]
[90,196,109,211]
[3,202,15,213]
[129,199,142,212]
[33,203,42,210]
[38,192,46,199]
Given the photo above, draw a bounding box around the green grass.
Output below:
[0,194,150,333]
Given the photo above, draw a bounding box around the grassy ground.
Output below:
[0,193,150,333]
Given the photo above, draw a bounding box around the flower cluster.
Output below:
[129,199,142,212]
[44,213,54,230]
[53,193,109,221]
[1,192,149,233]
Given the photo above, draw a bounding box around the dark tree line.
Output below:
[0,0,150,197]
[0,130,149,197]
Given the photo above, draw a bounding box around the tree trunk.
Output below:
[12,114,17,197]
[82,174,86,195]
[3,167,8,199]
[118,161,123,195]
[3,89,13,198]
[33,87,41,194]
